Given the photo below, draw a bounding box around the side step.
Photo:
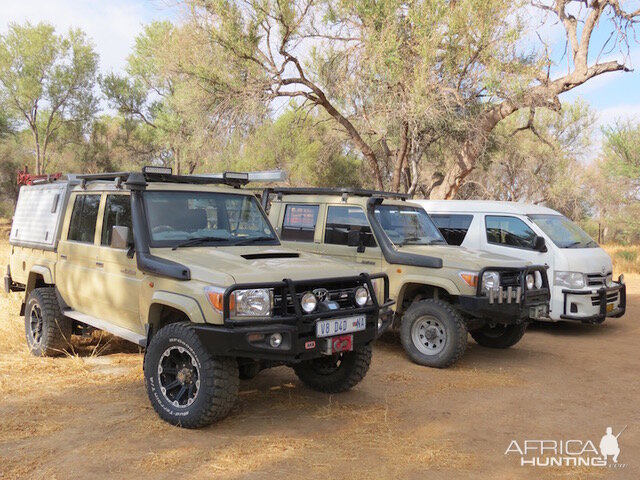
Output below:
[63,309,146,346]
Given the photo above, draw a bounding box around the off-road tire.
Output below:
[24,287,73,357]
[144,322,239,428]
[400,299,467,368]
[471,322,528,349]
[293,344,372,393]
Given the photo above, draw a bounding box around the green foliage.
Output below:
[0,21,98,173]
[602,121,640,190]
[229,107,363,187]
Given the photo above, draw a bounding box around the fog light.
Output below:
[301,292,317,313]
[269,333,283,348]
[354,286,369,306]
[526,273,535,290]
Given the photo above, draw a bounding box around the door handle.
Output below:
[60,254,67,260]
[95,262,104,268]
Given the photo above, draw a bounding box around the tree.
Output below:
[0,22,98,175]
[459,100,596,218]
[601,120,640,196]
[181,0,639,196]
[229,107,363,187]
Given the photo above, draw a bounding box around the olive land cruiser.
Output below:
[4,168,392,428]
[263,188,551,368]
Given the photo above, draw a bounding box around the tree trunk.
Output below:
[173,148,181,175]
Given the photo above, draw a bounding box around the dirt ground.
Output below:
[1,242,638,478]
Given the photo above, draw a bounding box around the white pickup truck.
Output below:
[415,200,626,324]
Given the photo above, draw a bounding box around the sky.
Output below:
[1,0,640,129]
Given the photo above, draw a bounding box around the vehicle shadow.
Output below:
[527,318,624,338]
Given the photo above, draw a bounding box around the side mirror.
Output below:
[347,229,362,247]
[111,226,131,250]
[534,235,547,253]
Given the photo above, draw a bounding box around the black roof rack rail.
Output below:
[262,187,412,200]
[71,171,249,188]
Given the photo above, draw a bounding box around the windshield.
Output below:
[528,214,597,249]
[374,204,446,246]
[144,191,279,248]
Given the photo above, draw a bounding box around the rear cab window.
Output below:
[67,194,101,243]
[430,214,473,246]
[485,215,537,250]
[325,205,377,247]
[281,204,319,242]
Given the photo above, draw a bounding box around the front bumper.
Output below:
[194,272,394,362]
[559,275,626,323]
[457,265,550,324]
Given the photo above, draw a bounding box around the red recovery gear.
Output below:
[17,166,62,186]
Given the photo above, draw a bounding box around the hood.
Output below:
[555,246,612,275]
[152,245,368,284]
[397,245,531,271]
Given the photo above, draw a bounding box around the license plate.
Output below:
[606,303,614,313]
[327,334,353,354]
[316,315,366,338]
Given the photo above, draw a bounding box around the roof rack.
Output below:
[26,168,287,189]
[263,187,412,200]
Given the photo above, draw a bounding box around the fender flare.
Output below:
[29,265,54,286]
[148,290,207,325]
[396,276,460,307]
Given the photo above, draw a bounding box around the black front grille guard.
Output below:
[560,276,626,321]
[222,273,392,327]
[475,265,550,305]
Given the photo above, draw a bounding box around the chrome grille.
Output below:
[587,273,610,287]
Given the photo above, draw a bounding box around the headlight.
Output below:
[554,271,586,289]
[205,286,272,317]
[534,271,543,289]
[354,286,369,306]
[605,274,613,287]
[525,274,535,290]
[235,289,272,316]
[481,271,500,294]
[301,291,317,313]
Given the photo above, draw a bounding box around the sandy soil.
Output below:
[0,237,637,478]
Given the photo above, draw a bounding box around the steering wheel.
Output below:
[152,225,175,234]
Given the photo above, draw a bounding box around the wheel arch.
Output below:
[26,266,54,294]
[397,278,459,313]
[146,291,206,342]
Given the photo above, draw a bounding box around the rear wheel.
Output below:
[293,344,372,393]
[144,322,239,428]
[24,287,73,356]
[400,300,467,368]
[471,323,528,349]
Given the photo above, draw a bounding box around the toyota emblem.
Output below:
[313,288,329,302]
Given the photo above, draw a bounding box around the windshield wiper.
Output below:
[171,236,229,250]
[232,236,276,246]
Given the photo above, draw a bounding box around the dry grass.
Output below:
[602,244,640,275]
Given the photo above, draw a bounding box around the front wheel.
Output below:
[400,300,467,368]
[144,322,239,428]
[471,323,528,349]
[293,344,372,393]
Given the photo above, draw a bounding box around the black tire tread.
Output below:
[400,299,467,368]
[143,322,239,428]
[25,287,73,356]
